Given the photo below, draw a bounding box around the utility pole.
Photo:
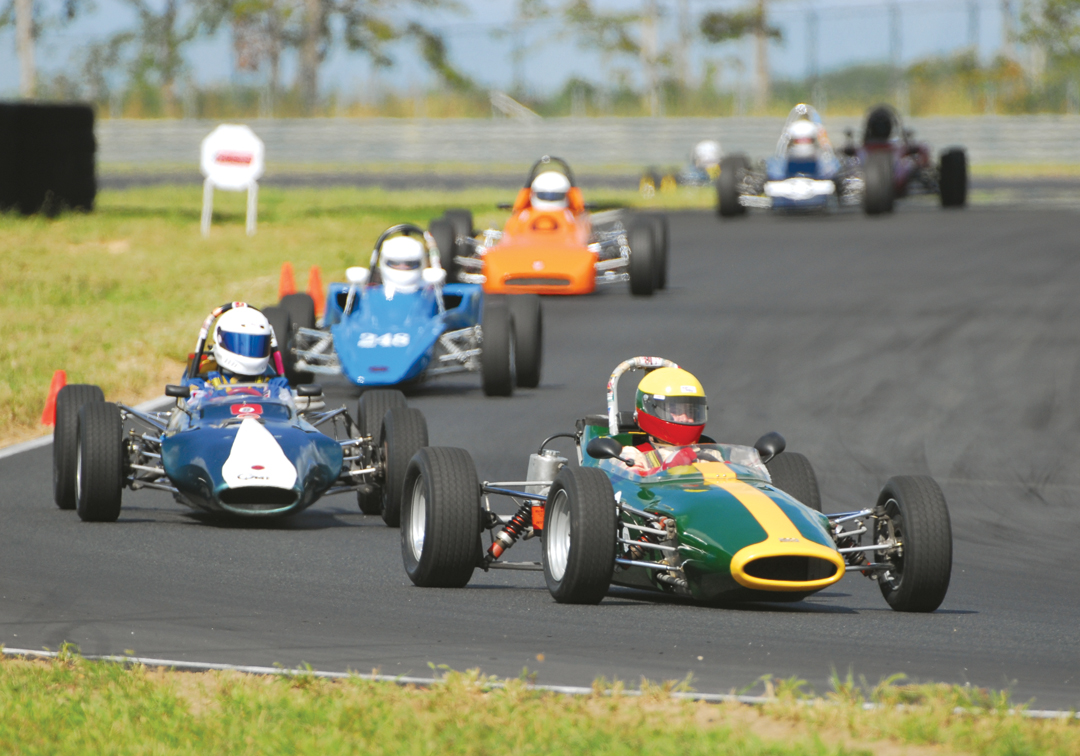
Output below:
[675,0,691,90]
[806,6,818,86]
[967,0,980,60]
[889,1,902,107]
[1000,0,1015,59]
[15,0,35,98]
[641,0,660,116]
[299,0,323,115]
[754,0,770,112]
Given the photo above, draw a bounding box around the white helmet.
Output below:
[379,235,426,293]
[212,306,272,377]
[692,140,722,170]
[788,119,820,160]
[530,171,571,211]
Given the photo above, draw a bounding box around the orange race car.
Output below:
[428,156,669,297]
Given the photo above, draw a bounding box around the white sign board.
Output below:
[200,124,265,237]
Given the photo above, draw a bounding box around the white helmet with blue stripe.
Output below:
[212,306,272,377]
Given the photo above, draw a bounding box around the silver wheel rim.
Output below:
[545,489,571,581]
[407,477,426,562]
[75,440,84,503]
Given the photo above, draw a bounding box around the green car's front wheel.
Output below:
[401,447,481,588]
[542,466,617,604]
[874,476,952,613]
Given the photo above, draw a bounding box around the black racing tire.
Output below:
[53,384,105,510]
[355,390,406,514]
[717,155,750,217]
[279,294,315,384]
[264,306,308,386]
[650,214,669,290]
[874,475,953,613]
[357,389,408,440]
[75,402,124,523]
[766,452,822,512]
[401,447,482,588]
[507,294,542,388]
[429,217,458,281]
[939,148,967,208]
[480,297,515,397]
[627,220,656,297]
[862,151,895,215]
[443,208,474,242]
[280,293,316,330]
[380,407,429,527]
[542,466,618,604]
[356,486,382,516]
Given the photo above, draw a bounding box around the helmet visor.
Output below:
[534,191,567,203]
[386,258,421,271]
[219,331,271,359]
[640,394,707,426]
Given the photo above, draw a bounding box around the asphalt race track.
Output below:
[4,201,1080,707]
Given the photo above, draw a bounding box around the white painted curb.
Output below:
[2,647,1078,717]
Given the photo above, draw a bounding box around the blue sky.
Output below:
[0,0,1011,100]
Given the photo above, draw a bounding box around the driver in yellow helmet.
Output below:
[621,366,725,476]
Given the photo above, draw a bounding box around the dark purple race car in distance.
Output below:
[841,104,968,216]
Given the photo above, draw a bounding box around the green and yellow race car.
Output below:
[399,356,953,612]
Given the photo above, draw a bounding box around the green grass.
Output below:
[1,652,1077,755]
[0,185,712,445]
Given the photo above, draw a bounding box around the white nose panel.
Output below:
[221,418,298,490]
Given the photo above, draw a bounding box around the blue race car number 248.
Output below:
[358,332,410,348]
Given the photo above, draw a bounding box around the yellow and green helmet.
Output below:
[634,367,708,445]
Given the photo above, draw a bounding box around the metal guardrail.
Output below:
[96,116,1080,167]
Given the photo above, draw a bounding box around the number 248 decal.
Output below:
[358,332,410,348]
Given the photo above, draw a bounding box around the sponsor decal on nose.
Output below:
[231,404,263,416]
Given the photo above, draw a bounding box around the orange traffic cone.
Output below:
[307,265,325,317]
[40,369,67,426]
[278,262,296,299]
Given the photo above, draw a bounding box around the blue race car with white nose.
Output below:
[717,104,860,216]
[51,302,430,526]
[274,224,543,398]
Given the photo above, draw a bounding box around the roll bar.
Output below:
[368,223,443,272]
[525,155,576,187]
[605,356,679,436]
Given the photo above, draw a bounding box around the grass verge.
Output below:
[1,651,1077,755]
[0,185,712,446]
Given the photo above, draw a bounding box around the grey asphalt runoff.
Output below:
[3,201,1080,708]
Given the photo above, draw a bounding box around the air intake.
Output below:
[744,556,839,583]
[219,487,298,507]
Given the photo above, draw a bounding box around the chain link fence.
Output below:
[97,116,1080,169]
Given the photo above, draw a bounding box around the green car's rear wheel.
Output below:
[766,452,821,512]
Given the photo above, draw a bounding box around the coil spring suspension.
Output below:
[486,501,533,563]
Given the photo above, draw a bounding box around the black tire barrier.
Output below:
[0,102,96,216]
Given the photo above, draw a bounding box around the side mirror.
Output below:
[296,383,322,397]
[586,436,624,460]
[346,266,370,286]
[165,384,191,398]
[753,431,786,464]
[422,266,447,286]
